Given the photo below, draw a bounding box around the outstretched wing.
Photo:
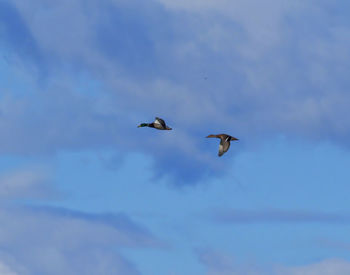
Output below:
[218,139,230,157]
[154,117,166,128]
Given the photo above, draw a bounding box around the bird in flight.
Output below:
[206,134,239,156]
[138,117,172,130]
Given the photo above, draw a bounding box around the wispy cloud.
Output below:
[0,1,45,70]
[277,258,350,275]
[1,0,350,182]
[0,205,164,275]
[0,165,55,200]
[196,247,268,275]
[25,205,164,247]
[196,248,237,275]
[197,248,350,275]
[0,261,18,275]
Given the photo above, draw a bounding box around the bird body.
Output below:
[138,117,172,130]
[206,134,238,156]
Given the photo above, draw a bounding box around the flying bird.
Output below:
[206,134,239,157]
[138,117,172,130]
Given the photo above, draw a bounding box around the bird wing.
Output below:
[154,117,166,128]
[218,139,230,157]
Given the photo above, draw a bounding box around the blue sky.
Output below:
[1,0,350,274]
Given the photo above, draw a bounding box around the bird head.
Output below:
[137,123,148,128]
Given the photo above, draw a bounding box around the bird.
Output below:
[138,117,172,130]
[206,134,239,157]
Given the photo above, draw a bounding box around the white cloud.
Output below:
[2,0,350,181]
[7,0,349,141]
[0,206,163,275]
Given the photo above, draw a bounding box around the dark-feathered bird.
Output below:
[206,134,238,156]
[138,117,172,130]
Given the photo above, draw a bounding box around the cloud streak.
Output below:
[212,209,350,224]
